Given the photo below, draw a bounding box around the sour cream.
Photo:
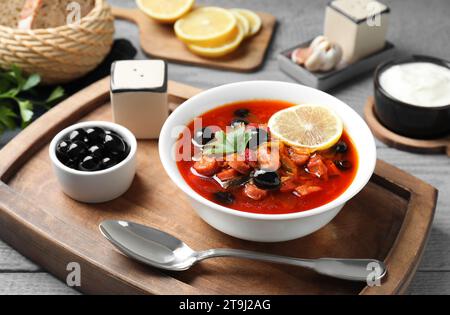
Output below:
[379,62,450,107]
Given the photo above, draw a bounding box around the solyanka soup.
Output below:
[176,100,358,215]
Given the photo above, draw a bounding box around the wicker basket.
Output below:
[0,0,115,84]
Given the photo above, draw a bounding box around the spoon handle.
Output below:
[196,249,386,282]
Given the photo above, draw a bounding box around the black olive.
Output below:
[213,191,235,205]
[110,150,128,162]
[334,160,352,170]
[123,144,130,158]
[57,155,70,166]
[58,154,69,165]
[66,140,87,160]
[230,118,249,127]
[234,108,250,118]
[101,156,118,169]
[104,129,121,137]
[87,144,104,158]
[335,141,348,153]
[103,133,127,154]
[193,126,216,146]
[56,140,70,154]
[56,140,71,160]
[85,127,106,143]
[79,155,101,172]
[60,157,79,170]
[253,170,280,190]
[247,128,269,149]
[68,129,87,142]
[58,127,128,170]
[65,158,79,169]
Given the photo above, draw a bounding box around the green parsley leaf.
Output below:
[22,73,41,91]
[18,99,34,127]
[45,86,65,104]
[203,124,252,155]
[0,65,65,139]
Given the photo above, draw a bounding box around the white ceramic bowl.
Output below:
[49,121,137,203]
[159,81,376,242]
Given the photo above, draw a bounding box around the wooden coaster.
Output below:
[112,7,277,73]
[364,97,450,156]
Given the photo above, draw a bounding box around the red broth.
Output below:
[176,100,358,215]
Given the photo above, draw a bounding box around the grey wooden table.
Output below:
[0,0,449,295]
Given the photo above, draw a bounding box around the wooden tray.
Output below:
[0,78,437,295]
[112,7,276,72]
[365,97,450,156]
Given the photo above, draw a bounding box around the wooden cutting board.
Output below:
[365,97,450,156]
[112,7,277,72]
[0,78,437,294]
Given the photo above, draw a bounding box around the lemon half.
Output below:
[136,0,195,23]
[268,104,343,151]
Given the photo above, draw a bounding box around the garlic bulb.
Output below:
[291,36,343,72]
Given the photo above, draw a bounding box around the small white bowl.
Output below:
[49,121,137,203]
[159,81,376,242]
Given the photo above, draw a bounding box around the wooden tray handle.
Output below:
[111,7,141,25]
[167,81,202,112]
[168,81,202,100]
[359,160,437,294]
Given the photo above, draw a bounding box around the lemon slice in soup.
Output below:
[268,104,343,151]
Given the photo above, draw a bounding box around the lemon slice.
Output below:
[268,104,343,151]
[136,0,194,23]
[174,7,237,46]
[230,8,262,36]
[186,20,245,57]
[230,10,250,37]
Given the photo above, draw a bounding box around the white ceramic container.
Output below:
[159,81,376,242]
[49,121,137,203]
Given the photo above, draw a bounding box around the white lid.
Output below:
[111,60,167,93]
[330,0,389,22]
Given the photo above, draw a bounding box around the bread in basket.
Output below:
[0,0,115,84]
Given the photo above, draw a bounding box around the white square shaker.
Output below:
[324,0,390,63]
[110,60,168,139]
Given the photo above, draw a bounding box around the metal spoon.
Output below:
[99,220,387,282]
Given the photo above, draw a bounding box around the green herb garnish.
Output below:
[0,65,64,138]
[203,124,252,155]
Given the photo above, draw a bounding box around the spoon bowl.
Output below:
[100,220,197,270]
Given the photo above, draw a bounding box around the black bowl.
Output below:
[374,55,450,139]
